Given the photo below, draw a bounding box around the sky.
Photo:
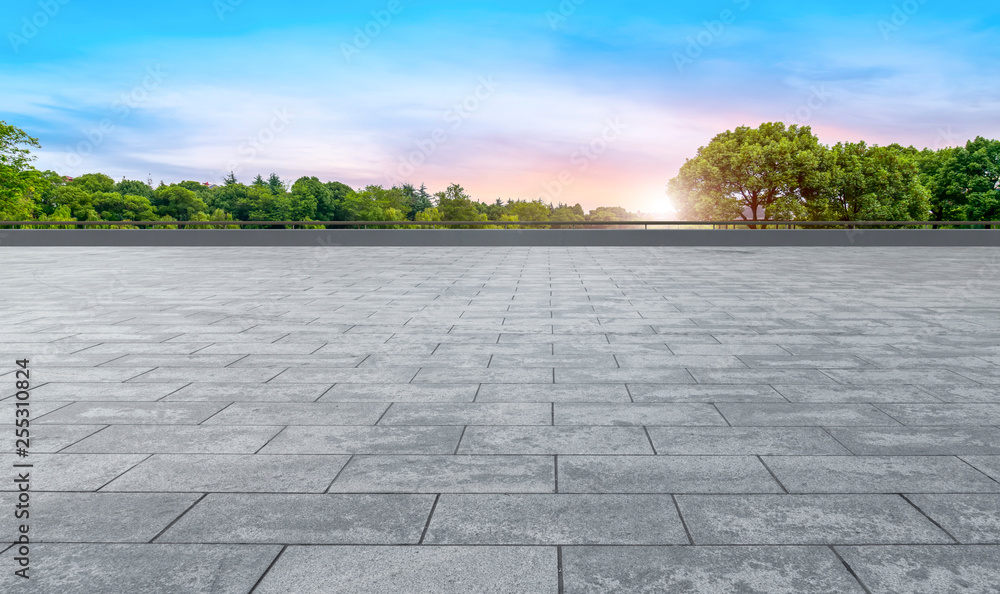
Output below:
[2,0,999,213]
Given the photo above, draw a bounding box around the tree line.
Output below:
[668,122,1000,225]
[0,122,641,228]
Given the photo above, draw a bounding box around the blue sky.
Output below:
[3,0,998,211]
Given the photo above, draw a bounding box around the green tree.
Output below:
[807,143,930,223]
[914,147,963,222]
[323,181,355,221]
[223,171,239,186]
[436,184,485,226]
[115,179,154,198]
[92,193,158,221]
[290,177,330,222]
[0,121,44,220]
[69,173,116,194]
[508,199,552,225]
[667,122,826,225]
[938,137,1000,222]
[152,185,208,220]
[267,173,286,196]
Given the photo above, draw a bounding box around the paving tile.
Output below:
[413,368,554,383]
[319,383,478,402]
[962,456,1000,482]
[647,426,852,455]
[558,456,782,493]
[876,404,1000,425]
[772,384,942,403]
[101,354,246,367]
[555,403,727,426]
[329,455,555,493]
[103,454,351,493]
[269,367,421,384]
[36,402,227,424]
[556,368,697,383]
[158,493,434,544]
[562,546,866,594]
[164,383,331,402]
[921,385,1000,403]
[688,370,838,384]
[0,423,104,453]
[63,425,282,454]
[764,456,1000,493]
[14,382,188,401]
[0,453,148,491]
[378,403,551,425]
[459,426,653,454]
[906,494,1000,543]
[836,545,1000,593]
[0,492,201,542]
[475,384,630,402]
[676,494,953,544]
[126,368,284,383]
[821,369,980,385]
[424,494,688,544]
[255,545,557,594]
[0,544,282,593]
[203,402,388,425]
[627,384,787,403]
[716,403,900,426]
[828,427,1000,455]
[259,425,464,454]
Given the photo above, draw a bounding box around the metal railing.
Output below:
[0,220,998,229]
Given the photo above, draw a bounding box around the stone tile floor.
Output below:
[1,246,999,593]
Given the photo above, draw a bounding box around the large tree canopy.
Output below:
[668,123,826,224]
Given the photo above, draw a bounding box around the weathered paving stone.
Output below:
[328,455,555,493]
[647,427,852,455]
[423,494,688,544]
[0,453,147,491]
[158,493,434,544]
[554,403,728,426]
[905,494,1000,543]
[164,383,332,402]
[458,426,653,455]
[763,456,1000,493]
[962,456,1000,482]
[63,425,283,454]
[627,384,787,403]
[475,384,631,403]
[558,456,782,493]
[0,423,104,452]
[1,492,200,542]
[202,402,388,425]
[676,494,953,544]
[19,382,188,401]
[102,454,351,493]
[378,403,552,425]
[876,403,1000,425]
[835,545,1000,593]
[827,427,1000,455]
[319,384,478,402]
[259,425,464,454]
[715,403,900,426]
[254,546,558,594]
[36,402,228,425]
[0,544,282,593]
[562,546,866,593]
[771,384,943,403]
